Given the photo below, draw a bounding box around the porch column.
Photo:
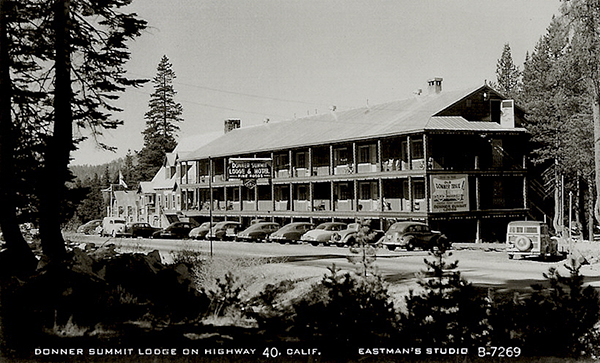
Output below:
[354,179,359,213]
[331,181,335,211]
[378,178,384,212]
[476,218,482,243]
[239,185,243,211]
[377,139,383,172]
[309,182,314,211]
[289,150,293,177]
[352,142,357,174]
[271,152,276,211]
[423,134,429,170]
[308,147,313,176]
[329,145,334,175]
[408,176,413,212]
[407,135,412,170]
[290,183,294,211]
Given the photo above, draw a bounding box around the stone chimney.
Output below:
[224,119,241,133]
[427,77,443,94]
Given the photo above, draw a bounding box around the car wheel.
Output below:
[311,241,319,246]
[515,237,532,251]
[508,254,514,260]
[387,245,396,251]
[406,241,415,251]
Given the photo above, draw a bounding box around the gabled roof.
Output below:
[151,166,176,190]
[113,190,137,205]
[181,85,526,161]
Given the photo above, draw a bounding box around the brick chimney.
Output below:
[224,119,241,133]
[427,77,443,94]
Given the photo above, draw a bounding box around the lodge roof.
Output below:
[181,84,527,161]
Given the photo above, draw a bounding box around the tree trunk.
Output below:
[39,0,72,261]
[0,0,37,275]
[594,96,600,229]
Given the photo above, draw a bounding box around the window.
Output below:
[412,140,424,159]
[413,180,425,199]
[359,146,370,163]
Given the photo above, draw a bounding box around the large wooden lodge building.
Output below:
[170,79,530,242]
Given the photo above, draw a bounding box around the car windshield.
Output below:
[114,220,126,224]
[315,224,328,230]
[389,223,409,232]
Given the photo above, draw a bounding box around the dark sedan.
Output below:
[127,222,161,238]
[381,221,448,251]
[268,222,315,244]
[236,222,280,242]
[152,222,194,239]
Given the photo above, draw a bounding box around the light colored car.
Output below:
[330,222,386,247]
[77,219,103,235]
[236,222,280,242]
[189,222,213,240]
[101,217,127,237]
[506,221,557,260]
[269,222,315,244]
[300,222,347,246]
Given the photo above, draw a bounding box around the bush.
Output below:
[489,258,600,358]
[401,236,490,347]
[290,265,397,349]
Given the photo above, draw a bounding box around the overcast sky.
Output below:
[71,0,562,166]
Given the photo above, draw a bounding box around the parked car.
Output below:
[101,217,127,237]
[330,222,385,247]
[381,221,447,251]
[152,222,194,239]
[269,222,315,244]
[207,221,243,241]
[506,220,558,260]
[236,222,281,242]
[189,222,213,240]
[126,222,161,238]
[300,222,347,246]
[77,219,103,235]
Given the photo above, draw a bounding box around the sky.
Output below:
[70,0,563,166]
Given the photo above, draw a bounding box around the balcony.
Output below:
[293,200,310,211]
[275,201,289,211]
[357,163,380,173]
[312,199,331,211]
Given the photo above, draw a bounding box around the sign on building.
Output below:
[228,158,272,180]
[430,174,469,213]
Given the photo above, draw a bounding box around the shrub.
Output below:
[489,257,600,358]
[290,265,397,349]
[401,236,490,347]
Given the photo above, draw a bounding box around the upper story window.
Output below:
[411,140,424,159]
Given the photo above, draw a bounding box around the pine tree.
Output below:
[137,55,183,181]
[5,0,148,262]
[491,43,521,99]
[560,0,600,224]
[402,237,489,347]
[520,15,594,237]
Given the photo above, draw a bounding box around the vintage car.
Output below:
[506,220,558,259]
[381,221,448,251]
[152,222,194,239]
[236,222,281,242]
[330,222,385,247]
[269,222,315,244]
[126,222,161,238]
[207,221,244,241]
[101,217,127,237]
[189,222,213,240]
[300,222,347,246]
[77,219,103,235]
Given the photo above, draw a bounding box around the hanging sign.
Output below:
[430,174,470,213]
[228,158,272,180]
